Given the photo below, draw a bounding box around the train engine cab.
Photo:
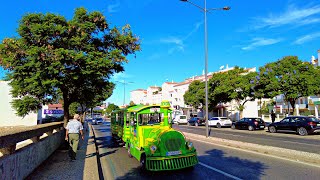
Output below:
[127,100,198,171]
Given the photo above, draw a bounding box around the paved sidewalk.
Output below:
[26,123,100,180]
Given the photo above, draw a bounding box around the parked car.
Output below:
[188,117,205,126]
[231,117,266,131]
[174,115,188,125]
[209,117,232,128]
[95,117,103,124]
[268,116,320,136]
[41,116,59,124]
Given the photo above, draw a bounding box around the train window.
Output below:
[128,113,136,126]
[119,112,124,126]
[116,114,119,123]
[138,113,163,125]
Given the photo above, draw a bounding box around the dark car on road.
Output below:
[231,117,266,131]
[268,116,320,136]
[188,117,205,126]
[41,116,61,124]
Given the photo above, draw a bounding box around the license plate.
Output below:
[166,150,181,156]
[260,126,265,128]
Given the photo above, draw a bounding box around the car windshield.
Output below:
[220,118,228,120]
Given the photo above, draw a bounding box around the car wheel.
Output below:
[217,123,221,128]
[195,122,198,127]
[231,124,235,129]
[187,122,190,126]
[298,127,308,136]
[268,126,277,133]
[248,125,254,131]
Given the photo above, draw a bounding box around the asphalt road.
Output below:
[92,122,320,180]
[173,124,320,154]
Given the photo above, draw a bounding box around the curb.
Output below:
[83,123,100,180]
[183,132,320,167]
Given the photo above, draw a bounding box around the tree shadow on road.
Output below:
[115,148,267,180]
[200,149,267,180]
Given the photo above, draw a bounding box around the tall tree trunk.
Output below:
[63,94,70,127]
[287,101,290,115]
[289,99,296,115]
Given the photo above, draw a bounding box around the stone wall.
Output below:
[0,122,65,179]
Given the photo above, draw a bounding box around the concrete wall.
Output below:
[0,129,64,179]
[0,81,38,126]
[243,99,259,118]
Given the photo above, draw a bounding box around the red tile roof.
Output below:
[48,104,63,110]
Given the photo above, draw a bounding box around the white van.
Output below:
[174,115,188,125]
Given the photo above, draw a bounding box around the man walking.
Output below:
[65,114,84,161]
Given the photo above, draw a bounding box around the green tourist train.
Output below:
[110,100,198,171]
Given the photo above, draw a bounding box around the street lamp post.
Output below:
[115,80,133,106]
[180,0,230,138]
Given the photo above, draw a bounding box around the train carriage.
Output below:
[125,100,198,171]
[110,110,119,137]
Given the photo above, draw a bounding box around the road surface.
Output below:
[92,122,320,180]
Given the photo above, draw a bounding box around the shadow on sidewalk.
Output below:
[26,125,92,180]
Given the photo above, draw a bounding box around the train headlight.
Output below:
[186,141,193,150]
[150,145,157,154]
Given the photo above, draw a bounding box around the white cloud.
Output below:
[294,32,320,44]
[252,4,320,29]
[160,37,185,53]
[242,38,282,50]
[160,21,203,54]
[108,2,120,13]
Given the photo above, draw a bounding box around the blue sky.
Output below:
[1,0,320,106]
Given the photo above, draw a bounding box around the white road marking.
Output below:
[199,162,243,180]
[192,138,320,169]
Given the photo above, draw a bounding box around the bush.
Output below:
[300,111,313,116]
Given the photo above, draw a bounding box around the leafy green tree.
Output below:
[105,103,120,114]
[0,8,140,125]
[255,56,320,115]
[184,80,205,109]
[209,67,255,118]
[129,101,135,106]
[69,102,80,117]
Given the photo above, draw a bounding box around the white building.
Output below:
[147,86,162,105]
[161,82,178,106]
[130,66,258,120]
[130,89,147,105]
[0,81,38,126]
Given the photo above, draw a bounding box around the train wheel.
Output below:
[140,154,146,171]
[128,144,133,158]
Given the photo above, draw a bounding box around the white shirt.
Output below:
[66,119,83,133]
